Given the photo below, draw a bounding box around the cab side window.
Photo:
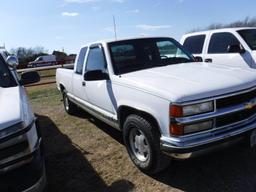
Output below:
[86,46,107,71]
[76,47,88,74]
[183,35,206,54]
[208,32,240,54]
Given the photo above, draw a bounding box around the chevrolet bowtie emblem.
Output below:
[245,98,256,110]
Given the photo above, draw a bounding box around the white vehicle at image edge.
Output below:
[180,27,256,68]
[56,37,256,174]
[0,50,46,191]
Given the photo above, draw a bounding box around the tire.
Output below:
[123,114,171,174]
[62,90,78,115]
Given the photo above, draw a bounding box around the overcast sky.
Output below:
[0,0,255,54]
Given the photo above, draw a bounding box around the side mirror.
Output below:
[6,56,19,68]
[227,44,245,54]
[194,56,203,62]
[84,70,109,81]
[20,71,40,85]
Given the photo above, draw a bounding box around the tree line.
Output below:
[10,46,48,67]
[189,17,256,33]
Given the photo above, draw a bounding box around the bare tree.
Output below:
[9,46,48,68]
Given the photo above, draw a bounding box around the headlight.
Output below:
[170,101,214,117]
[170,120,213,136]
[0,119,35,140]
[184,120,213,134]
[0,122,26,140]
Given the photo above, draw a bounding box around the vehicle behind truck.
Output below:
[181,27,256,68]
[57,37,256,174]
[0,50,46,192]
[28,55,56,68]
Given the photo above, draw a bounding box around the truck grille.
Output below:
[216,89,256,108]
[216,106,256,128]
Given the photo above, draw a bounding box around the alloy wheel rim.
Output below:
[129,128,150,162]
[64,95,69,111]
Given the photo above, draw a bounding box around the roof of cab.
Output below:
[184,27,256,37]
[80,36,172,48]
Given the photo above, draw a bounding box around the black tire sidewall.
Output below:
[123,115,160,173]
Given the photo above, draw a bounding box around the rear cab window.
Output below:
[183,35,206,54]
[75,47,88,74]
[208,32,240,54]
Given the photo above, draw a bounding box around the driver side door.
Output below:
[84,44,115,114]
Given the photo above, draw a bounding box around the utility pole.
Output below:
[113,16,117,40]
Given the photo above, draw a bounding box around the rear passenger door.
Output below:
[204,32,249,67]
[73,47,89,101]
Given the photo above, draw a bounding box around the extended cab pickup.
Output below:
[181,27,256,68]
[56,37,256,174]
[0,51,46,191]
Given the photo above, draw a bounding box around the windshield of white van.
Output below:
[0,56,17,88]
[108,38,194,75]
[238,29,256,50]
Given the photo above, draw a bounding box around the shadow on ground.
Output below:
[72,110,256,192]
[72,110,124,145]
[156,142,256,192]
[37,114,134,192]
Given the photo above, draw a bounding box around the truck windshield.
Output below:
[0,56,17,88]
[238,29,256,50]
[108,38,194,75]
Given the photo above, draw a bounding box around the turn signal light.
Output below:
[170,124,184,136]
[170,105,183,117]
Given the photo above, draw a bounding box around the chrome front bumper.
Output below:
[160,118,256,159]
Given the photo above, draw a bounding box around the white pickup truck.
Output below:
[0,50,46,191]
[56,37,256,174]
[181,27,256,68]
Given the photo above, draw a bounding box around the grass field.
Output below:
[27,84,256,192]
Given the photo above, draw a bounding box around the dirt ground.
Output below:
[27,84,256,192]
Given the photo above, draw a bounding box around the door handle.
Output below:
[205,58,213,63]
[82,81,86,86]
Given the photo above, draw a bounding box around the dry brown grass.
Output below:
[27,85,256,192]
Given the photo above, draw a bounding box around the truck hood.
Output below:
[116,62,256,102]
[0,86,34,130]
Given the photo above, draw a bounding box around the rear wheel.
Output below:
[62,90,78,115]
[123,114,171,174]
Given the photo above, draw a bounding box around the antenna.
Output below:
[113,15,117,40]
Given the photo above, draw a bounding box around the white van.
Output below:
[180,27,256,68]
[28,55,56,68]
[0,51,46,191]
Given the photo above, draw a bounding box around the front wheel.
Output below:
[123,114,171,174]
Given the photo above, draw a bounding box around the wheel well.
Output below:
[118,106,161,135]
[59,84,65,92]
